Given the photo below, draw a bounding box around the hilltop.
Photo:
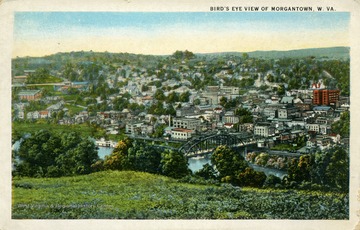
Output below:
[13,170,348,219]
[198,47,350,59]
[13,46,349,62]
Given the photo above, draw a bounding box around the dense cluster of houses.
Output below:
[12,60,349,154]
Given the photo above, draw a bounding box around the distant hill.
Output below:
[248,47,349,59]
[14,47,350,61]
[200,47,350,60]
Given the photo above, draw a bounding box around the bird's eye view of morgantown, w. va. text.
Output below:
[10,11,351,220]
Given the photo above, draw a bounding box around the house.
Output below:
[306,139,317,148]
[16,110,24,119]
[174,86,191,94]
[141,124,154,136]
[319,124,331,135]
[224,123,234,129]
[263,106,278,118]
[13,75,28,84]
[313,106,333,116]
[39,110,50,119]
[278,106,298,119]
[294,103,312,111]
[47,101,65,112]
[75,113,88,123]
[125,121,144,135]
[238,123,254,132]
[316,136,333,150]
[305,123,320,133]
[280,96,294,104]
[327,133,341,144]
[27,111,40,120]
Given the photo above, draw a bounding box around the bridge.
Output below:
[178,131,256,157]
[128,131,256,157]
[128,132,302,158]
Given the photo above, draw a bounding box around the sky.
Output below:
[13,12,350,57]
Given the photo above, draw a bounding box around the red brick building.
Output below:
[312,89,340,105]
[18,90,42,101]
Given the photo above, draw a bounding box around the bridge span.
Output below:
[129,131,301,158]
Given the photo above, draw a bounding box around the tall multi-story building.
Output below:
[322,89,340,105]
[313,90,322,105]
[312,89,340,106]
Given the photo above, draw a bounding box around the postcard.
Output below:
[0,0,359,229]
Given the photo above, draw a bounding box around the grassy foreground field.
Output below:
[12,171,348,219]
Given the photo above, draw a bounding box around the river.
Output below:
[186,153,287,179]
[98,147,114,159]
[97,147,212,172]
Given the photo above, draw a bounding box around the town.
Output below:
[12,49,350,157]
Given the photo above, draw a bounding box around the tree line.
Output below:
[13,130,349,193]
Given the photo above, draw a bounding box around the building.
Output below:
[27,111,40,120]
[313,89,340,105]
[294,103,312,111]
[222,111,240,124]
[220,86,239,95]
[176,106,196,117]
[313,90,322,105]
[39,110,50,119]
[280,96,294,104]
[125,122,144,135]
[278,106,298,119]
[254,123,275,137]
[263,107,278,118]
[313,106,333,116]
[322,89,340,105]
[305,123,320,133]
[238,123,254,132]
[171,128,194,140]
[172,117,200,130]
[18,90,42,101]
[13,75,28,84]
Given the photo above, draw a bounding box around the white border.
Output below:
[0,0,359,229]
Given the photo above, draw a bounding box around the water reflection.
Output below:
[188,156,211,172]
[98,147,114,159]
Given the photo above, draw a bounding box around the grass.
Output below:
[13,121,96,138]
[108,132,127,141]
[271,143,303,152]
[62,94,79,101]
[12,170,349,219]
[65,104,85,115]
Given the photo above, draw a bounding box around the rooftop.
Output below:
[172,128,193,133]
[18,90,41,96]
